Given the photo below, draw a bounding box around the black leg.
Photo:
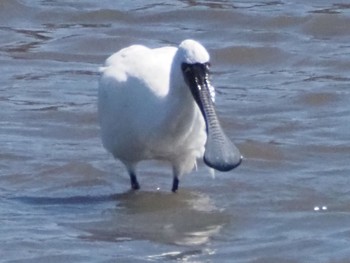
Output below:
[172,176,179,193]
[130,171,140,190]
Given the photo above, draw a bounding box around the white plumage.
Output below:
[98,39,241,192]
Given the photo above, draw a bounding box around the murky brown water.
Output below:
[1,0,350,262]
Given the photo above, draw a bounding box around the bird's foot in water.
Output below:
[172,177,179,193]
[130,173,140,190]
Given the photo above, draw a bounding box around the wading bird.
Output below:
[98,39,242,192]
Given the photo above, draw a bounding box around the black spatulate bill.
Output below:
[182,62,242,171]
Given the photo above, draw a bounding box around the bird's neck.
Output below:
[161,66,197,132]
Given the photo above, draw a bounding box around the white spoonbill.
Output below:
[98,39,242,192]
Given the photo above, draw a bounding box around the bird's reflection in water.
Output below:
[76,190,229,246]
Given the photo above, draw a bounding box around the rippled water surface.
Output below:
[1,0,350,262]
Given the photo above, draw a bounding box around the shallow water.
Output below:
[1,0,350,262]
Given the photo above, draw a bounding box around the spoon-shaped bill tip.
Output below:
[204,131,242,172]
